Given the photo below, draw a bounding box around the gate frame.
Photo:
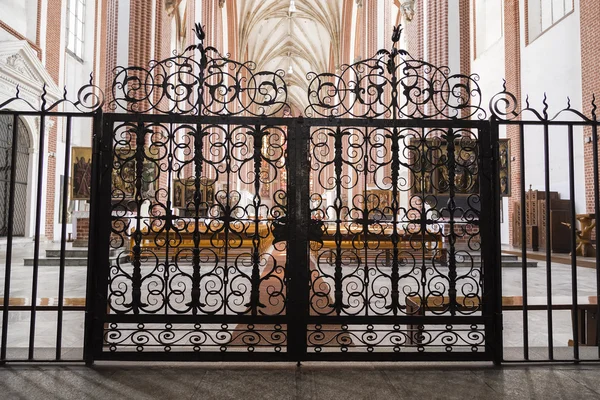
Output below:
[85,111,500,364]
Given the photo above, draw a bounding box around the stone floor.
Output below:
[1,362,600,399]
[1,237,599,361]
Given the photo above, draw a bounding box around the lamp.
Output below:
[289,0,297,15]
[287,52,294,75]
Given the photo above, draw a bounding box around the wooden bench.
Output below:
[406,295,598,346]
[130,220,273,259]
[316,226,447,263]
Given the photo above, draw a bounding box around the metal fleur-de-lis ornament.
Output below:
[185,22,212,69]
[376,25,408,75]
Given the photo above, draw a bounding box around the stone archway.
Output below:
[0,114,31,237]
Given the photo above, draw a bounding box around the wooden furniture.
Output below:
[538,200,571,253]
[526,226,539,251]
[562,214,597,257]
[406,295,598,346]
[316,223,447,263]
[512,189,572,253]
[131,219,273,258]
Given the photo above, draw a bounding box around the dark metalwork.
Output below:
[110,24,287,116]
[543,123,554,359]
[305,26,484,120]
[1,23,600,364]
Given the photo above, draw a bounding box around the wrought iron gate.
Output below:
[86,25,500,363]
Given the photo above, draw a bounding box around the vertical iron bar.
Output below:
[287,118,310,361]
[419,127,427,311]
[1,114,20,362]
[333,126,343,315]
[390,126,400,315]
[543,123,554,359]
[189,123,204,313]
[488,121,503,365]
[592,122,600,358]
[567,123,579,361]
[518,122,529,360]
[223,124,231,315]
[362,126,369,317]
[84,110,108,365]
[447,128,457,316]
[56,116,72,360]
[130,121,146,314]
[250,125,264,315]
[28,114,46,360]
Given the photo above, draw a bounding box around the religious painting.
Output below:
[111,148,158,199]
[365,189,393,211]
[176,178,215,212]
[435,140,480,195]
[407,138,439,196]
[499,139,511,197]
[71,147,92,200]
[173,179,185,208]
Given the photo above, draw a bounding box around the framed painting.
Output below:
[173,179,185,208]
[111,148,158,199]
[71,147,92,200]
[499,139,511,197]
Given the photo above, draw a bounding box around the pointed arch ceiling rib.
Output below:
[236,0,342,112]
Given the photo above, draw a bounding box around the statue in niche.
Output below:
[400,0,416,22]
[165,0,188,53]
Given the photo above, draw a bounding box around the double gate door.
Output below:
[88,113,500,362]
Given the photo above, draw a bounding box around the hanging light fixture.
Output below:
[289,0,297,15]
[287,52,294,75]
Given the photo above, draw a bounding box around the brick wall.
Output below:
[76,217,90,243]
[103,0,119,110]
[580,2,600,215]
[44,0,64,240]
[504,0,522,246]
[459,0,470,119]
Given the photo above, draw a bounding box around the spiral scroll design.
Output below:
[305,51,484,119]
[308,125,483,319]
[109,48,288,116]
[108,120,288,316]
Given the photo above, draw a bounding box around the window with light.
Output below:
[528,0,574,43]
[66,0,86,60]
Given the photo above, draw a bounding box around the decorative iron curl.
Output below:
[305,25,485,120]
[490,80,599,122]
[0,73,104,113]
[109,23,288,116]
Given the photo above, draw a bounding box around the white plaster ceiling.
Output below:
[237,0,342,113]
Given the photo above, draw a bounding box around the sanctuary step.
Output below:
[448,254,537,268]
[24,248,122,267]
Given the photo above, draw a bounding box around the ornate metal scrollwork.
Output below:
[109,24,288,116]
[305,25,485,120]
[0,74,104,113]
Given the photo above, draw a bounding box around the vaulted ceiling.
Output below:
[236,0,343,113]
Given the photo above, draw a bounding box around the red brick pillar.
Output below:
[43,0,64,240]
[504,0,522,246]
[580,2,600,214]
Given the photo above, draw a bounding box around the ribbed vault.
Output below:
[237,0,342,113]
